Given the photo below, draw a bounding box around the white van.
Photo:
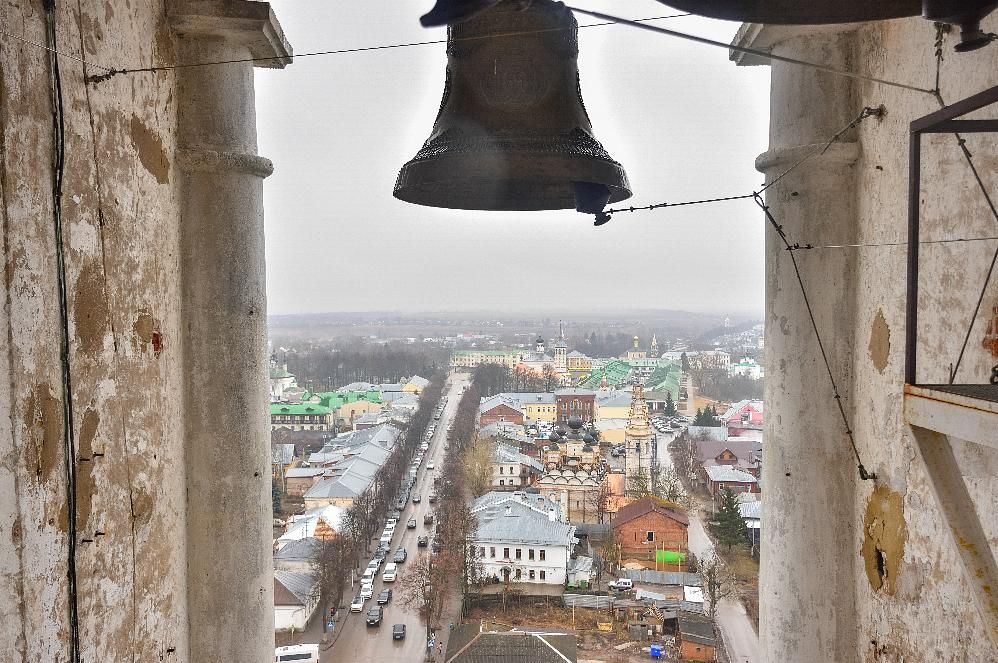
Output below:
[608,578,633,591]
[383,562,398,582]
[275,643,319,662]
[361,568,376,584]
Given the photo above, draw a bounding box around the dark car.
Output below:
[417,535,428,547]
[366,606,383,626]
[377,589,392,605]
[407,518,417,529]
[394,548,407,563]
[428,493,437,503]
[431,539,441,553]
[395,499,405,510]
[423,513,434,525]
[390,509,402,521]
[392,624,406,640]
[412,494,421,504]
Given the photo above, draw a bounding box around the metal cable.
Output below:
[928,29,998,384]
[43,1,82,659]
[598,106,883,223]
[754,193,875,481]
[81,13,691,82]
[0,23,112,71]
[565,6,936,95]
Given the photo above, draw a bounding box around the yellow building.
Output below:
[520,393,558,422]
[596,419,628,445]
[403,375,430,394]
[595,390,633,423]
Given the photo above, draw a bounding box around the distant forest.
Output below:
[278,342,450,389]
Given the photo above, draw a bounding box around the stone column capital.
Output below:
[169,0,292,68]
[730,22,859,66]
[755,141,861,175]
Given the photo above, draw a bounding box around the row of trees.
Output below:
[467,363,556,397]
[283,343,449,389]
[395,371,498,633]
[309,372,447,632]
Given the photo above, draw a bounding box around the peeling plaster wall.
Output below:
[748,13,998,663]
[849,16,998,662]
[0,1,187,660]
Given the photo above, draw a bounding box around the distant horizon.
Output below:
[266,306,764,320]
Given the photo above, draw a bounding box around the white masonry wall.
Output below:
[735,13,998,663]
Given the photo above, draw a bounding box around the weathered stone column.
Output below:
[171,2,290,660]
[733,24,862,663]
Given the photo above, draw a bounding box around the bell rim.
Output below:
[393,151,632,211]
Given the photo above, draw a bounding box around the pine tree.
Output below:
[272,481,282,516]
[711,488,746,551]
[664,392,676,417]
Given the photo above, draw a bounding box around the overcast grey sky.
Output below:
[256,1,770,316]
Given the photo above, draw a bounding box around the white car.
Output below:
[427,461,435,470]
[350,595,365,612]
[360,582,374,600]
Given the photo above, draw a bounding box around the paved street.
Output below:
[656,421,759,663]
[324,376,468,663]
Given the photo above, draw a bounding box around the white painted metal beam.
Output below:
[903,385,998,449]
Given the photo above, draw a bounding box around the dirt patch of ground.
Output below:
[464,604,679,662]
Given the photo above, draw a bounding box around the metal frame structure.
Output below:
[904,85,998,648]
[905,84,998,388]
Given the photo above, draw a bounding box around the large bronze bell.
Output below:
[658,0,997,52]
[394,0,632,213]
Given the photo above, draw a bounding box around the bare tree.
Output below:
[310,534,353,633]
[542,363,559,391]
[463,434,494,497]
[626,472,653,498]
[397,552,444,639]
[698,551,735,622]
[686,353,728,393]
[586,477,613,524]
[656,466,689,508]
[598,530,623,576]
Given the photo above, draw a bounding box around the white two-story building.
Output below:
[470,501,578,585]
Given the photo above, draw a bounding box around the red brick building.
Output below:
[479,395,525,427]
[676,612,716,661]
[611,498,689,557]
[554,388,595,423]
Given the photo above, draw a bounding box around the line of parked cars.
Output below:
[348,395,455,641]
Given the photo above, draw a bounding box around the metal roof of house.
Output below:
[407,375,430,388]
[494,443,544,473]
[274,537,321,561]
[274,571,317,606]
[445,625,577,663]
[595,391,632,407]
[471,491,561,522]
[704,465,758,484]
[612,497,690,528]
[720,399,764,421]
[480,394,525,414]
[285,467,327,479]
[554,388,596,396]
[677,612,716,647]
[474,502,576,547]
